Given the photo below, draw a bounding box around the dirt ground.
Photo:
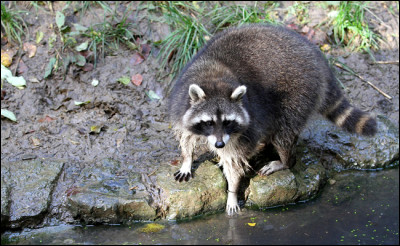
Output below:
[1,1,399,175]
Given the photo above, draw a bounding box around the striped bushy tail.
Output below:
[321,79,377,136]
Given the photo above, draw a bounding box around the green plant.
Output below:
[1,2,28,45]
[330,1,380,52]
[210,2,279,31]
[287,1,310,25]
[81,16,137,66]
[157,1,211,80]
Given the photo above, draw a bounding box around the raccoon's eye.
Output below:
[223,120,233,127]
[204,121,214,126]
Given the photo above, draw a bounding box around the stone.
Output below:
[1,159,65,228]
[66,159,156,223]
[156,161,227,220]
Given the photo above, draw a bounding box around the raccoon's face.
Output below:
[182,84,250,149]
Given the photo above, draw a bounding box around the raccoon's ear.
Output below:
[189,84,206,102]
[231,85,247,101]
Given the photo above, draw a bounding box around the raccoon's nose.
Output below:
[215,141,225,148]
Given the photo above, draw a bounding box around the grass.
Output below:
[59,2,138,67]
[329,1,380,52]
[156,1,211,81]
[287,1,310,25]
[1,2,28,46]
[210,2,279,31]
[82,16,137,65]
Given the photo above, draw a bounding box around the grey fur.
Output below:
[168,24,377,215]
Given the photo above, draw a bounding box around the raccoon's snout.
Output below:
[208,134,230,149]
[215,141,225,148]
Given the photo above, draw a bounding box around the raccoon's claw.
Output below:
[174,170,192,182]
[258,160,287,176]
[226,204,240,215]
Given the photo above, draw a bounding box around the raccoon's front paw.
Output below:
[258,160,287,176]
[174,170,192,182]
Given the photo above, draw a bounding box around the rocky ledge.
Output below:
[1,116,398,228]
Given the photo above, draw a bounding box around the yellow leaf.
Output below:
[1,51,12,67]
[320,44,331,52]
[248,223,256,227]
[139,223,165,233]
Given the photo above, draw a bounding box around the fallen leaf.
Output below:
[36,31,44,44]
[68,138,80,145]
[131,73,143,86]
[1,50,12,67]
[75,41,89,51]
[146,90,161,101]
[44,57,57,78]
[286,23,299,31]
[320,43,331,52]
[140,43,151,58]
[75,54,86,66]
[82,63,93,71]
[55,11,65,29]
[247,223,256,227]
[139,223,165,233]
[91,79,99,86]
[1,109,17,121]
[116,138,123,147]
[131,52,144,65]
[117,76,130,85]
[31,136,41,146]
[17,60,28,74]
[74,100,90,106]
[38,115,55,123]
[171,160,179,166]
[90,125,102,134]
[23,42,37,58]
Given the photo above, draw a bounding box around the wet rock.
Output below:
[67,159,156,223]
[0,159,65,229]
[246,149,326,208]
[156,161,227,220]
[301,115,399,170]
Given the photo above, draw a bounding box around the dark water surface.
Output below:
[3,167,399,245]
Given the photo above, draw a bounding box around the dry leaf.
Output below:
[17,60,28,74]
[131,52,144,65]
[23,42,37,58]
[171,160,179,166]
[1,50,12,67]
[38,115,55,123]
[116,138,124,147]
[140,43,151,59]
[131,73,143,86]
[82,63,94,72]
[31,136,41,146]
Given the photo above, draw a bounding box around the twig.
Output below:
[147,169,157,177]
[373,60,399,65]
[334,62,392,100]
[12,48,23,76]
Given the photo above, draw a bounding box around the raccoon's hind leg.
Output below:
[259,135,298,176]
[174,131,196,182]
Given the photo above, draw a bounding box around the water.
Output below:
[3,167,399,245]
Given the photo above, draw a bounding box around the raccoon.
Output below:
[168,24,377,215]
